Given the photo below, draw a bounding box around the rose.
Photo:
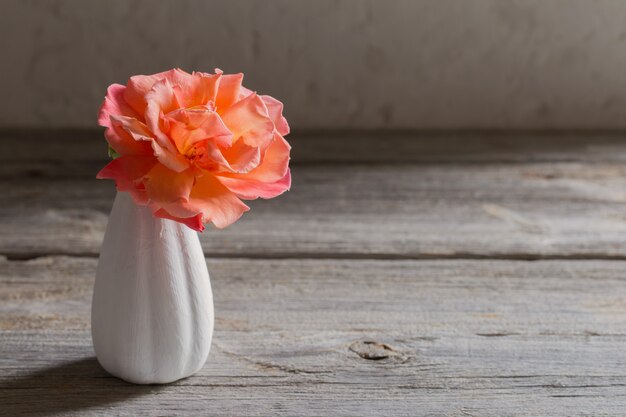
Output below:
[97,68,291,231]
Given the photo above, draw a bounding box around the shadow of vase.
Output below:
[0,357,161,416]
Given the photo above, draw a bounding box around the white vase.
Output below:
[91,192,214,384]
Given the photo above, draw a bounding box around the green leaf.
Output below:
[108,145,120,159]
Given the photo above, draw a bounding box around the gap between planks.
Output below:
[7,251,626,262]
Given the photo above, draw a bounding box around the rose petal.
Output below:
[219,139,261,174]
[169,70,221,108]
[184,173,250,228]
[215,72,244,113]
[145,78,180,135]
[128,68,220,109]
[99,84,152,155]
[109,115,153,140]
[153,209,205,232]
[221,93,274,149]
[98,84,142,126]
[104,120,152,156]
[96,155,157,204]
[110,115,188,172]
[166,106,232,153]
[143,164,195,204]
[226,132,290,183]
[261,95,290,136]
[124,70,171,115]
[218,169,291,200]
[143,80,190,172]
[96,155,156,183]
[240,86,254,98]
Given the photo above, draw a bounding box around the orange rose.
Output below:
[97,68,291,231]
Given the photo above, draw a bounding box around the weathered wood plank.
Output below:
[3,162,626,258]
[3,130,626,415]
[3,129,626,173]
[2,256,626,416]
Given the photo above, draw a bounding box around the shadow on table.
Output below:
[0,357,160,415]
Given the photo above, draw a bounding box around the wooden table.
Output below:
[2,130,626,416]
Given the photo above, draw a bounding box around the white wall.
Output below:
[2,0,626,129]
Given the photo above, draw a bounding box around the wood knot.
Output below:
[349,340,398,360]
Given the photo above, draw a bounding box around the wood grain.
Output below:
[3,161,626,259]
[2,256,626,416]
[4,131,626,415]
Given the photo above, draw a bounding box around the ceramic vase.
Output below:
[91,191,214,384]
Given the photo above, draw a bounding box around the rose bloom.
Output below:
[97,68,291,231]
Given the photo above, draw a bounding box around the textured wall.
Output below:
[2,0,626,129]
